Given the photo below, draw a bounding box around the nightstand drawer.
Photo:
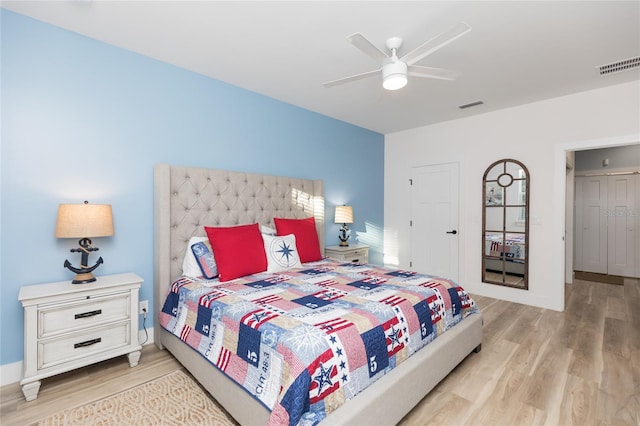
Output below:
[38,292,131,338]
[342,249,367,262]
[38,321,131,369]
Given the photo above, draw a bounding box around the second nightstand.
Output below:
[325,244,369,263]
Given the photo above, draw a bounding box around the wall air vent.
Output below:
[458,101,484,109]
[598,56,640,76]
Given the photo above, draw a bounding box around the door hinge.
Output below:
[410,220,413,227]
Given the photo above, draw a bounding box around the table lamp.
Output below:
[334,205,354,247]
[55,201,114,284]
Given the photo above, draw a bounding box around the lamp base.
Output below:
[72,272,97,284]
[338,223,350,247]
[64,238,104,284]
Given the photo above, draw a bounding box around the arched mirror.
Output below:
[482,159,529,289]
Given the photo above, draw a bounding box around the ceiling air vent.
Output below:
[598,56,640,76]
[459,101,484,109]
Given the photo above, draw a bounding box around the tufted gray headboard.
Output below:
[153,164,324,345]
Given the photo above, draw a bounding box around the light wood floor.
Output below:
[2,277,638,426]
[400,276,640,426]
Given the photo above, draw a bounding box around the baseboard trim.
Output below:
[1,360,23,387]
[574,271,625,285]
[0,327,154,387]
[138,326,155,347]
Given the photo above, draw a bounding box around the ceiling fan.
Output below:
[323,22,472,91]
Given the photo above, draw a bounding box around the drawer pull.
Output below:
[75,309,102,319]
[351,259,360,263]
[74,338,101,349]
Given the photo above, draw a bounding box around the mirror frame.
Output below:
[482,158,530,290]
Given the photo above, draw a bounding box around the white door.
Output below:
[575,176,608,273]
[607,175,637,277]
[410,163,459,280]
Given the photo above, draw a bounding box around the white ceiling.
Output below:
[3,1,640,134]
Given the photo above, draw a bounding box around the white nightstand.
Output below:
[325,244,369,263]
[18,272,143,401]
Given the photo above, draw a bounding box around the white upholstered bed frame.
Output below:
[153,163,482,425]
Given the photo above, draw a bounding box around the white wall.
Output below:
[385,81,640,311]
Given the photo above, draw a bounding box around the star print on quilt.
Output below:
[159,258,479,426]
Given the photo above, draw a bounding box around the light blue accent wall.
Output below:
[0,10,384,366]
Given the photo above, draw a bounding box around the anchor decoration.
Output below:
[64,237,104,284]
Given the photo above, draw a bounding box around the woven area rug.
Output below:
[37,370,237,426]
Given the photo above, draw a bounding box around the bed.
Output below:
[153,164,482,425]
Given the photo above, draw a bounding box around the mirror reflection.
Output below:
[485,208,503,230]
[482,159,529,289]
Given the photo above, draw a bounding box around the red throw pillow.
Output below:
[273,217,322,263]
[204,223,267,282]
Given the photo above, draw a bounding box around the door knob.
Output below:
[446,230,458,235]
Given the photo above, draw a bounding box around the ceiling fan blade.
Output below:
[323,69,381,88]
[408,65,461,81]
[401,22,472,66]
[348,33,390,63]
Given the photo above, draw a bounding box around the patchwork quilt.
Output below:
[159,259,479,426]
[485,232,526,262]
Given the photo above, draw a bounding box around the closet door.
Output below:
[607,175,637,277]
[575,176,608,274]
[410,163,459,281]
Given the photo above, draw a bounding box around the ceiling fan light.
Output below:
[383,74,407,90]
[382,62,408,90]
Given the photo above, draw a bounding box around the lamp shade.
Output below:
[55,203,114,238]
[334,205,354,224]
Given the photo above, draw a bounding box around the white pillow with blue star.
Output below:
[263,233,302,272]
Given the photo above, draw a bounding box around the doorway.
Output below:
[553,135,639,311]
[567,143,640,283]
